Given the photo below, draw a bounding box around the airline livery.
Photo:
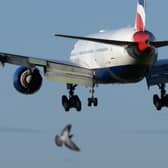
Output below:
[0,0,168,111]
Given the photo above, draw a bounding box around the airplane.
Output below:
[0,0,168,112]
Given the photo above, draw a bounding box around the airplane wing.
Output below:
[0,52,94,87]
[146,59,168,88]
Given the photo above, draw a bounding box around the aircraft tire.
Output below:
[163,95,168,106]
[153,94,162,111]
[74,95,81,111]
[94,98,98,106]
[88,98,92,107]
[62,95,70,112]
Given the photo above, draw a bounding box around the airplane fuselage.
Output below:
[70,27,157,84]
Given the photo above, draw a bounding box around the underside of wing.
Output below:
[0,52,94,87]
[146,59,168,88]
[45,59,93,87]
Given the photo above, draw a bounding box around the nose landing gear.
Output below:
[153,84,168,111]
[88,87,98,107]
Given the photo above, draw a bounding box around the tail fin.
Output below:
[135,0,146,31]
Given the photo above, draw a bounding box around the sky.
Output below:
[0,0,168,167]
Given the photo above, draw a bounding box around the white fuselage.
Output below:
[69,27,157,84]
[70,27,144,69]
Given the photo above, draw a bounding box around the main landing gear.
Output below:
[88,87,98,107]
[62,84,81,112]
[153,84,168,111]
[62,84,98,112]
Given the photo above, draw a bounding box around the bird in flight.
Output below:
[55,124,80,152]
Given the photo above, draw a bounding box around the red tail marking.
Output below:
[136,13,145,31]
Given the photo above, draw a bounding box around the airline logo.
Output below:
[136,0,146,31]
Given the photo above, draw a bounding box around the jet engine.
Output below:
[13,66,42,94]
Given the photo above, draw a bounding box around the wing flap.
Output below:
[46,62,93,86]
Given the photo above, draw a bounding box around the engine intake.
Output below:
[13,67,42,94]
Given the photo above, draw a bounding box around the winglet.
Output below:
[135,0,146,31]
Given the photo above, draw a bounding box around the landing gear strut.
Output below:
[153,84,168,111]
[88,86,98,107]
[62,84,81,112]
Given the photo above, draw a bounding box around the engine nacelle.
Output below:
[13,66,42,94]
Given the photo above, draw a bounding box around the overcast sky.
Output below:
[0,0,168,167]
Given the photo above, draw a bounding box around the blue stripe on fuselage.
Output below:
[94,64,149,84]
[138,0,145,7]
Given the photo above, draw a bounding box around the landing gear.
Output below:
[153,94,162,111]
[62,84,81,112]
[153,84,168,111]
[62,84,98,112]
[88,86,98,107]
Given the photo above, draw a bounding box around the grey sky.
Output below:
[0,0,168,167]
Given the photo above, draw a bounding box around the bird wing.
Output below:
[64,138,80,152]
[61,124,72,136]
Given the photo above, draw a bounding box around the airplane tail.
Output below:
[135,0,146,32]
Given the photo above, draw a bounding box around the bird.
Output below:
[55,124,80,152]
